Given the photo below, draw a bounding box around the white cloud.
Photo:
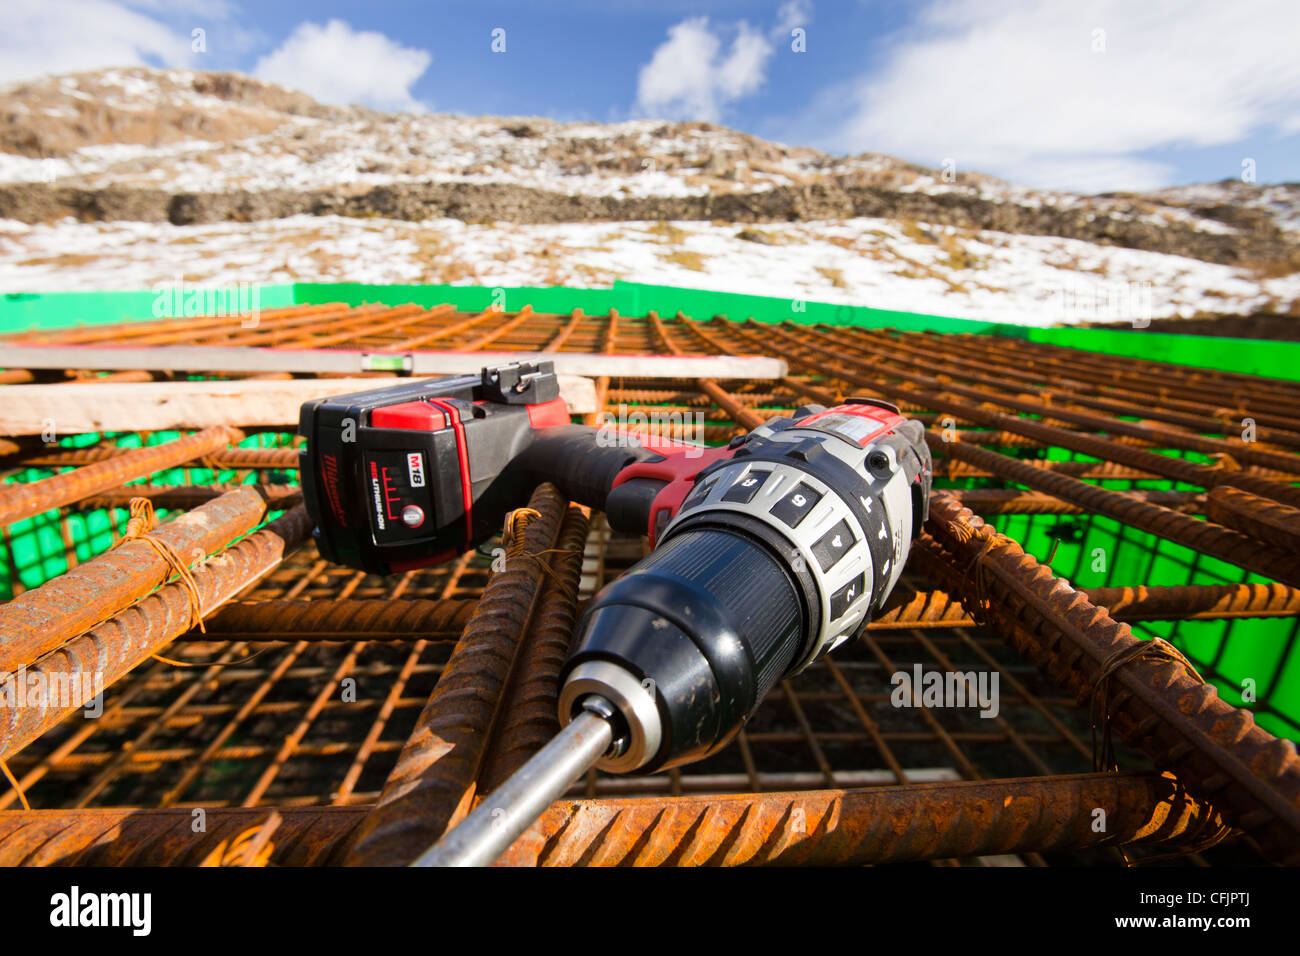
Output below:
[0,0,194,85]
[833,0,1300,192]
[124,0,238,15]
[774,0,812,37]
[998,155,1176,195]
[637,17,774,122]
[253,19,431,112]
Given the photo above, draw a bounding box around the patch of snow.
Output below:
[1,215,1294,328]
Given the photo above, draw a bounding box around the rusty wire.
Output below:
[0,486,269,671]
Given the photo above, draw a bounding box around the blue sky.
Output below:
[4,0,1300,193]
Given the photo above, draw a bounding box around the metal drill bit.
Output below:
[412,702,615,867]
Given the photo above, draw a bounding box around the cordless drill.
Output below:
[299,360,932,781]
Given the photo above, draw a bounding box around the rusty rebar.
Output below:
[12,302,344,346]
[930,434,1300,588]
[926,491,1300,864]
[0,486,268,673]
[851,326,1300,453]
[904,538,1300,623]
[944,460,1161,482]
[541,309,585,351]
[1085,582,1300,621]
[0,426,245,527]
[650,311,763,431]
[0,806,365,866]
[1205,486,1300,555]
[344,484,567,866]
[913,326,1300,412]
[967,331,1300,414]
[196,598,478,642]
[497,771,1219,866]
[954,488,1205,515]
[921,332,1267,430]
[477,504,592,793]
[879,580,1300,628]
[747,321,1300,504]
[15,444,297,471]
[78,483,303,512]
[0,506,311,761]
[0,772,1217,867]
[871,587,974,628]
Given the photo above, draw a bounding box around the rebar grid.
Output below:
[2,304,1299,866]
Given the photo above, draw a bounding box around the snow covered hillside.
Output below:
[0,67,1296,326]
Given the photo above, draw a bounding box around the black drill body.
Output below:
[300,360,932,775]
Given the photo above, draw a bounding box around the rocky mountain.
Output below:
[0,67,1296,326]
[3,68,1297,267]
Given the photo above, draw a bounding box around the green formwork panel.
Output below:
[984,507,1299,740]
[290,281,998,333]
[1,280,1297,739]
[1,286,297,333]
[608,281,1005,333]
[1012,326,1300,384]
[290,282,616,317]
[4,280,1298,382]
[2,431,299,594]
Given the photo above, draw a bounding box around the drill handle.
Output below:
[511,425,659,513]
[512,425,720,535]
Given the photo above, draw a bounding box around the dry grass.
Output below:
[815,266,849,289]
[900,219,936,244]
[647,221,689,244]
[1241,257,1300,280]
[662,249,708,271]
[16,253,101,267]
[940,234,984,271]
[435,260,478,282]
[570,262,616,285]
[890,248,970,294]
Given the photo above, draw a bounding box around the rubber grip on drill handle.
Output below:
[513,425,660,513]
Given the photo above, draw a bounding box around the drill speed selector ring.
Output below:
[664,408,927,671]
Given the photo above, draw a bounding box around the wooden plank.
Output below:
[0,376,598,435]
[0,345,787,380]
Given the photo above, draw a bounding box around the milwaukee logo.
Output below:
[370,460,385,530]
[407,452,426,487]
[321,453,348,528]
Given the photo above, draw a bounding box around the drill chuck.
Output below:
[559,523,805,773]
